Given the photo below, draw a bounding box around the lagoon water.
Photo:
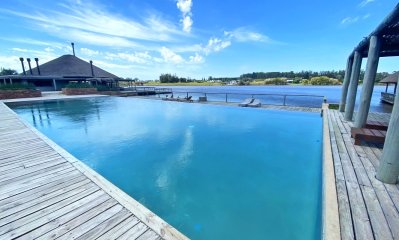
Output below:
[152,85,393,113]
[11,97,323,240]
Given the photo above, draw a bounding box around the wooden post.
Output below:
[344,51,362,121]
[339,56,353,112]
[376,92,399,183]
[52,79,57,91]
[355,35,381,128]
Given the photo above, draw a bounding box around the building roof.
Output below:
[380,72,399,83]
[25,55,119,79]
[353,4,399,58]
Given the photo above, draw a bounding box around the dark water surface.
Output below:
[151,85,393,113]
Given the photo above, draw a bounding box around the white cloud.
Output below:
[176,0,193,32]
[363,14,371,19]
[160,47,184,64]
[341,13,370,25]
[44,47,54,52]
[11,48,29,52]
[182,15,193,33]
[189,53,204,63]
[80,47,99,56]
[359,0,375,8]
[203,38,231,55]
[341,16,360,25]
[225,28,270,42]
[1,1,187,48]
[105,51,153,64]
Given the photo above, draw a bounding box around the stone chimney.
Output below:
[34,58,41,75]
[90,60,94,76]
[19,57,26,75]
[27,58,33,75]
[71,42,75,56]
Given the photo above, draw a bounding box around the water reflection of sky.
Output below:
[9,97,323,240]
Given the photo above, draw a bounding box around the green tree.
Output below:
[0,68,18,76]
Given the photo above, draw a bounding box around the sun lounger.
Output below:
[351,127,386,145]
[365,120,388,131]
[177,96,193,102]
[239,98,254,107]
[247,99,261,107]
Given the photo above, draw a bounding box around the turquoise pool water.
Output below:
[10,97,323,240]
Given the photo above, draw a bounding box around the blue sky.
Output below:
[0,0,398,79]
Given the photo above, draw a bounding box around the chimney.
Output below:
[34,58,41,75]
[71,42,75,56]
[19,57,26,75]
[90,60,94,76]
[27,58,33,75]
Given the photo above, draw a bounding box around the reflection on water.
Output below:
[10,97,323,240]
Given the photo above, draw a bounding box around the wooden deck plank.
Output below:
[0,101,183,240]
[97,216,141,240]
[117,222,148,240]
[21,195,112,240]
[56,204,124,240]
[0,178,91,220]
[75,209,132,240]
[328,110,399,240]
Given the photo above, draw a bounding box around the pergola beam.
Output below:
[354,36,381,128]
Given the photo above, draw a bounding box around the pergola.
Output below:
[339,3,399,184]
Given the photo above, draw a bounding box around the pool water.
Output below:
[10,97,323,240]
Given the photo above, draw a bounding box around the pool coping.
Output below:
[1,99,188,240]
[3,94,339,239]
[322,103,341,240]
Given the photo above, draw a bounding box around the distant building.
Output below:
[1,54,120,91]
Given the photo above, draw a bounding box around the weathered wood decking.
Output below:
[327,109,399,240]
[0,102,187,240]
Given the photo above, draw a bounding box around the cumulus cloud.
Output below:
[176,0,193,32]
[203,38,231,55]
[160,47,184,64]
[189,53,204,63]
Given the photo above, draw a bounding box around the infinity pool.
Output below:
[10,97,323,240]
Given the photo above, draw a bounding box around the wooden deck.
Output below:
[0,102,187,240]
[327,109,399,240]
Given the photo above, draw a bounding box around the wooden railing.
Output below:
[381,92,395,104]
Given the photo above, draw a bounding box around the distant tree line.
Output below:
[240,70,390,82]
[159,73,197,83]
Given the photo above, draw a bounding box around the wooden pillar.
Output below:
[53,79,57,91]
[339,56,354,112]
[344,51,362,121]
[354,36,381,128]
[376,92,399,183]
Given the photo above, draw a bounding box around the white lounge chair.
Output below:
[248,99,261,107]
[239,98,254,107]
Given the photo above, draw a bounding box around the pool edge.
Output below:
[1,101,189,240]
[322,103,341,240]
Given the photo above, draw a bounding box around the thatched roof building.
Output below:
[25,55,118,79]
[1,53,120,91]
[380,72,399,83]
